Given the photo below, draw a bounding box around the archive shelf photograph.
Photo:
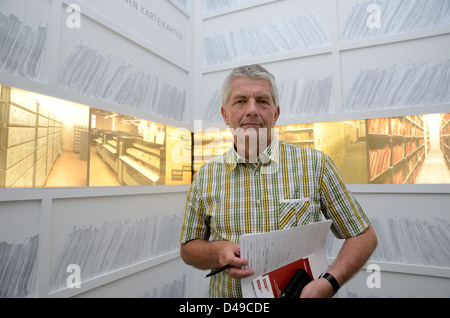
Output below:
[192,113,450,185]
[0,84,192,188]
[367,113,450,184]
[90,108,192,187]
[0,85,74,188]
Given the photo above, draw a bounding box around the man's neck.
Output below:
[234,135,273,163]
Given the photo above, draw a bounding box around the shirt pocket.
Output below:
[279,198,311,230]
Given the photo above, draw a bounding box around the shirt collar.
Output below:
[222,137,280,171]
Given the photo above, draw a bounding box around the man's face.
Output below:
[221,77,280,149]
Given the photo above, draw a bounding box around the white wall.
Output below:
[0,186,189,298]
[0,0,449,298]
[0,0,193,298]
[0,0,191,128]
[336,186,450,298]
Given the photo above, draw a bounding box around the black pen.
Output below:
[205,264,233,278]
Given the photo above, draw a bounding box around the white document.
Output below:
[240,220,332,298]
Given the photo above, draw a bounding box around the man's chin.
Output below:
[236,127,260,137]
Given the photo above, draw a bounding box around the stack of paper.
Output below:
[50,214,183,292]
[174,0,190,11]
[277,76,333,117]
[58,43,187,122]
[343,59,450,112]
[203,89,223,124]
[203,13,330,66]
[240,220,332,298]
[203,0,250,14]
[369,216,450,267]
[340,0,450,43]
[0,13,48,81]
[0,235,39,298]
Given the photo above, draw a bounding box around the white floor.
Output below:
[416,149,450,184]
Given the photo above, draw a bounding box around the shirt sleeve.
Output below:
[319,153,370,239]
[179,174,211,244]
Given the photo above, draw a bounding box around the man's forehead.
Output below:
[230,77,272,96]
[231,77,271,85]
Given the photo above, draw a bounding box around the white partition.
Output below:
[0,0,193,298]
[0,0,191,128]
[1,0,449,299]
[0,200,40,298]
[332,187,450,298]
[0,186,189,298]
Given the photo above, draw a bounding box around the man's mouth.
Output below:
[241,122,262,128]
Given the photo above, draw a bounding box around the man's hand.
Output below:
[180,239,254,279]
[300,225,377,298]
[218,241,254,279]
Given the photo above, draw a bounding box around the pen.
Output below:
[205,264,233,278]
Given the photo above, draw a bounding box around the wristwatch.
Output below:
[319,273,340,294]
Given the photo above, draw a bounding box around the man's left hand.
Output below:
[300,278,335,298]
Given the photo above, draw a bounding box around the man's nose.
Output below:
[244,98,258,115]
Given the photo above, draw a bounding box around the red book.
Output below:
[252,257,313,298]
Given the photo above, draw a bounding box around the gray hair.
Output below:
[221,64,279,108]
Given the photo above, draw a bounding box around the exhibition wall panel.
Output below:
[0,0,193,298]
[0,186,189,297]
[1,0,449,298]
[0,0,191,127]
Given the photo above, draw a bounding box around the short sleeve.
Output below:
[319,154,370,239]
[179,175,211,244]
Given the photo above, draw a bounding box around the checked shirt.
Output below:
[180,138,370,298]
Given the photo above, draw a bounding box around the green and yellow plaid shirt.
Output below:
[180,138,370,298]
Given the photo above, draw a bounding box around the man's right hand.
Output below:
[180,239,254,279]
[218,241,254,278]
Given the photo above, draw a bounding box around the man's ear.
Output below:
[221,106,229,125]
[274,106,280,123]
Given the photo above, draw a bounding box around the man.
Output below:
[180,64,377,298]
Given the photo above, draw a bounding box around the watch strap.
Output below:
[319,273,340,293]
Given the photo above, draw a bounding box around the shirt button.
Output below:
[256,200,261,205]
